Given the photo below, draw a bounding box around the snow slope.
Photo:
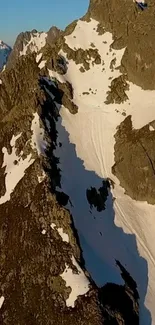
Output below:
[0,40,11,70]
[51,19,155,325]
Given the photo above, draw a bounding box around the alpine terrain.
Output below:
[0,0,155,324]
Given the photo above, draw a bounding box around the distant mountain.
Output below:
[0,40,11,70]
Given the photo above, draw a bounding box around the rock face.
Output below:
[87,0,155,90]
[47,26,61,46]
[0,2,143,324]
[113,116,155,204]
[0,40,11,71]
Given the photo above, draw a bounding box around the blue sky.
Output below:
[0,0,89,46]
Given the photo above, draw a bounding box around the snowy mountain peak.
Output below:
[0,40,11,70]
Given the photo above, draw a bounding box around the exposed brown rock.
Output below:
[63,43,101,70]
[86,0,155,90]
[105,75,129,104]
[47,26,61,46]
[113,115,155,203]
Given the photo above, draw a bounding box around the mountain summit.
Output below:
[0,0,154,324]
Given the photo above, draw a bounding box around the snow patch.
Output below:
[36,52,42,63]
[0,133,34,204]
[38,60,46,69]
[60,256,90,307]
[57,228,69,243]
[31,112,46,155]
[50,223,69,242]
[0,296,4,309]
[51,223,56,230]
[48,68,65,84]
[149,125,154,131]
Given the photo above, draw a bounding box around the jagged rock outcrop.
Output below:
[47,26,61,46]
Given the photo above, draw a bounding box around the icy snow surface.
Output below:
[20,32,47,56]
[60,256,90,307]
[54,18,155,325]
